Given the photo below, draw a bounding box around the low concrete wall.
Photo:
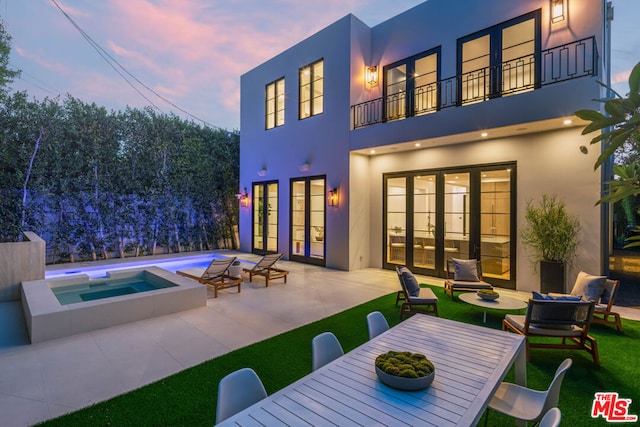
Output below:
[0,232,45,302]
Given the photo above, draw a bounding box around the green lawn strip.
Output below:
[38,285,640,426]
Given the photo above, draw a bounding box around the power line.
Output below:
[50,0,229,132]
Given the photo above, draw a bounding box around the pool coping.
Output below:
[21,266,207,343]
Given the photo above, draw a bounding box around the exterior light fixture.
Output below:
[258,168,267,177]
[563,119,572,125]
[551,0,565,23]
[237,187,249,208]
[481,132,488,138]
[366,65,378,85]
[328,188,339,207]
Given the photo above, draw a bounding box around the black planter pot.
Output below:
[540,260,565,293]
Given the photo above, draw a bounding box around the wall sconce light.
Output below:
[299,162,310,172]
[258,168,267,177]
[366,65,378,85]
[236,187,249,207]
[328,188,339,207]
[551,0,565,23]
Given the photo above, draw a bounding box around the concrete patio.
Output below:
[0,251,638,426]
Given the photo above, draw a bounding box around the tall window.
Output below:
[265,78,285,129]
[384,48,440,121]
[299,59,324,119]
[458,11,539,105]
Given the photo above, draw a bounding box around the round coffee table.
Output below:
[459,292,528,323]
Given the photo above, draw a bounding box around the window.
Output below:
[458,11,540,105]
[299,59,323,119]
[265,78,285,129]
[384,48,440,121]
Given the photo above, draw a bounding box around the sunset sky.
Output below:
[3,0,639,131]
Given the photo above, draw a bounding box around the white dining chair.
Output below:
[484,358,572,426]
[539,407,562,427]
[312,332,344,371]
[366,311,390,340]
[216,367,267,424]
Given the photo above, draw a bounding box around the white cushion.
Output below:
[570,271,606,302]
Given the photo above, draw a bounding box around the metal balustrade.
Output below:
[352,36,597,129]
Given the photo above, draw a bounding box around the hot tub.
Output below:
[21,266,207,343]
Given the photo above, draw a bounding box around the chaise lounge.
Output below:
[176,256,242,298]
[243,253,288,287]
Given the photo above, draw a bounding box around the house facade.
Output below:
[239,0,611,292]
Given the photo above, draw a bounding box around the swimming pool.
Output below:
[52,275,178,305]
[22,267,207,343]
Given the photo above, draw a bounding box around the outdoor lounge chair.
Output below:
[176,256,242,298]
[444,258,493,300]
[395,265,438,319]
[502,299,599,364]
[591,279,623,332]
[243,253,288,287]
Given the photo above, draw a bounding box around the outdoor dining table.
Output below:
[217,314,526,427]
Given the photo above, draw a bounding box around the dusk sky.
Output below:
[3,0,639,131]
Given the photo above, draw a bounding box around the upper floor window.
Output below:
[458,10,540,105]
[384,48,440,122]
[266,78,285,129]
[299,59,324,119]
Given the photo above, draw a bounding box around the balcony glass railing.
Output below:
[352,36,597,129]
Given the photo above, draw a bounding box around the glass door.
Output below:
[252,181,278,255]
[480,168,513,282]
[383,164,515,288]
[290,176,326,266]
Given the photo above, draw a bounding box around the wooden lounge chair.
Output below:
[176,256,242,298]
[591,279,623,332]
[395,265,438,319]
[243,253,288,287]
[444,258,493,300]
[502,298,599,365]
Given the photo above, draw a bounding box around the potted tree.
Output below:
[521,194,581,293]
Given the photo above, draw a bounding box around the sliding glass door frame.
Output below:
[251,180,279,256]
[289,175,326,266]
[383,162,516,289]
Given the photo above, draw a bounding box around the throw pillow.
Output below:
[570,271,606,302]
[452,258,480,282]
[532,291,581,301]
[399,267,420,297]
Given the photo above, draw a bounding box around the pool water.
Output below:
[52,277,177,305]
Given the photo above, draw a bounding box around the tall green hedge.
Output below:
[0,92,239,263]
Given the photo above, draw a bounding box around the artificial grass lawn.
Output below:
[39,285,640,426]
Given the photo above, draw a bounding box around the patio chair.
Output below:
[216,367,267,424]
[444,258,493,300]
[591,279,623,332]
[539,407,562,427]
[484,359,571,426]
[503,299,599,364]
[395,266,438,319]
[312,332,344,371]
[366,311,389,340]
[243,253,288,287]
[176,256,242,298]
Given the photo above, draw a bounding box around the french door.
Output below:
[383,163,516,288]
[252,181,278,255]
[290,176,326,266]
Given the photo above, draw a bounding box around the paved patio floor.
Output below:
[0,251,637,426]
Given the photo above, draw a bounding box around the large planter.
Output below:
[540,260,565,294]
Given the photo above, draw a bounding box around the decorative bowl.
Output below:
[374,351,435,391]
[477,290,499,301]
[375,366,435,390]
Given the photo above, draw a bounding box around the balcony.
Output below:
[352,37,598,129]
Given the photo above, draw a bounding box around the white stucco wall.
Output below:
[362,126,602,292]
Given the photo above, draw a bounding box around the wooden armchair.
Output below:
[444,259,493,300]
[503,299,599,365]
[395,266,438,319]
[591,279,623,332]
